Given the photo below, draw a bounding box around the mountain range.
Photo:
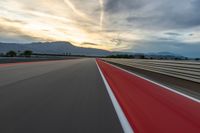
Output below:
[0,41,183,57]
[0,42,111,56]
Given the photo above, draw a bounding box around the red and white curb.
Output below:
[96,59,200,133]
[96,61,134,133]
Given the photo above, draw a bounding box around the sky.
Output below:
[0,0,200,57]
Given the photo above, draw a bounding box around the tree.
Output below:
[6,51,17,57]
[0,53,4,57]
[23,50,33,57]
[195,58,200,61]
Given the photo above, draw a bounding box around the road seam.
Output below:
[103,60,200,103]
[96,61,134,133]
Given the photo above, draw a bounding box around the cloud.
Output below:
[63,0,90,20]
[81,42,99,46]
[129,40,200,58]
[105,0,200,30]
[99,0,104,29]
[0,0,200,57]
[165,32,182,36]
[105,0,145,13]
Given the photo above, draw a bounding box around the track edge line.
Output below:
[96,60,134,133]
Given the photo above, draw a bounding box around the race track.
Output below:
[0,58,200,133]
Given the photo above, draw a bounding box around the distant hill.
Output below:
[146,51,186,59]
[0,42,111,56]
[110,51,186,59]
[147,52,181,56]
[0,42,186,58]
[113,51,183,57]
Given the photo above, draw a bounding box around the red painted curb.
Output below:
[96,59,200,133]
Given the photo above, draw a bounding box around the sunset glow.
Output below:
[0,0,200,57]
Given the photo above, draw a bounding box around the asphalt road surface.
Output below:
[0,59,123,133]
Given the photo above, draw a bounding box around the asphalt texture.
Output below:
[0,57,79,64]
[0,59,123,133]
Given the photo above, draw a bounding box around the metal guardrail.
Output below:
[103,58,200,83]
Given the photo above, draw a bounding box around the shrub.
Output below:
[6,51,17,57]
[23,50,33,57]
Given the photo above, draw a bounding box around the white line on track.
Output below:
[104,61,200,103]
[96,61,134,133]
